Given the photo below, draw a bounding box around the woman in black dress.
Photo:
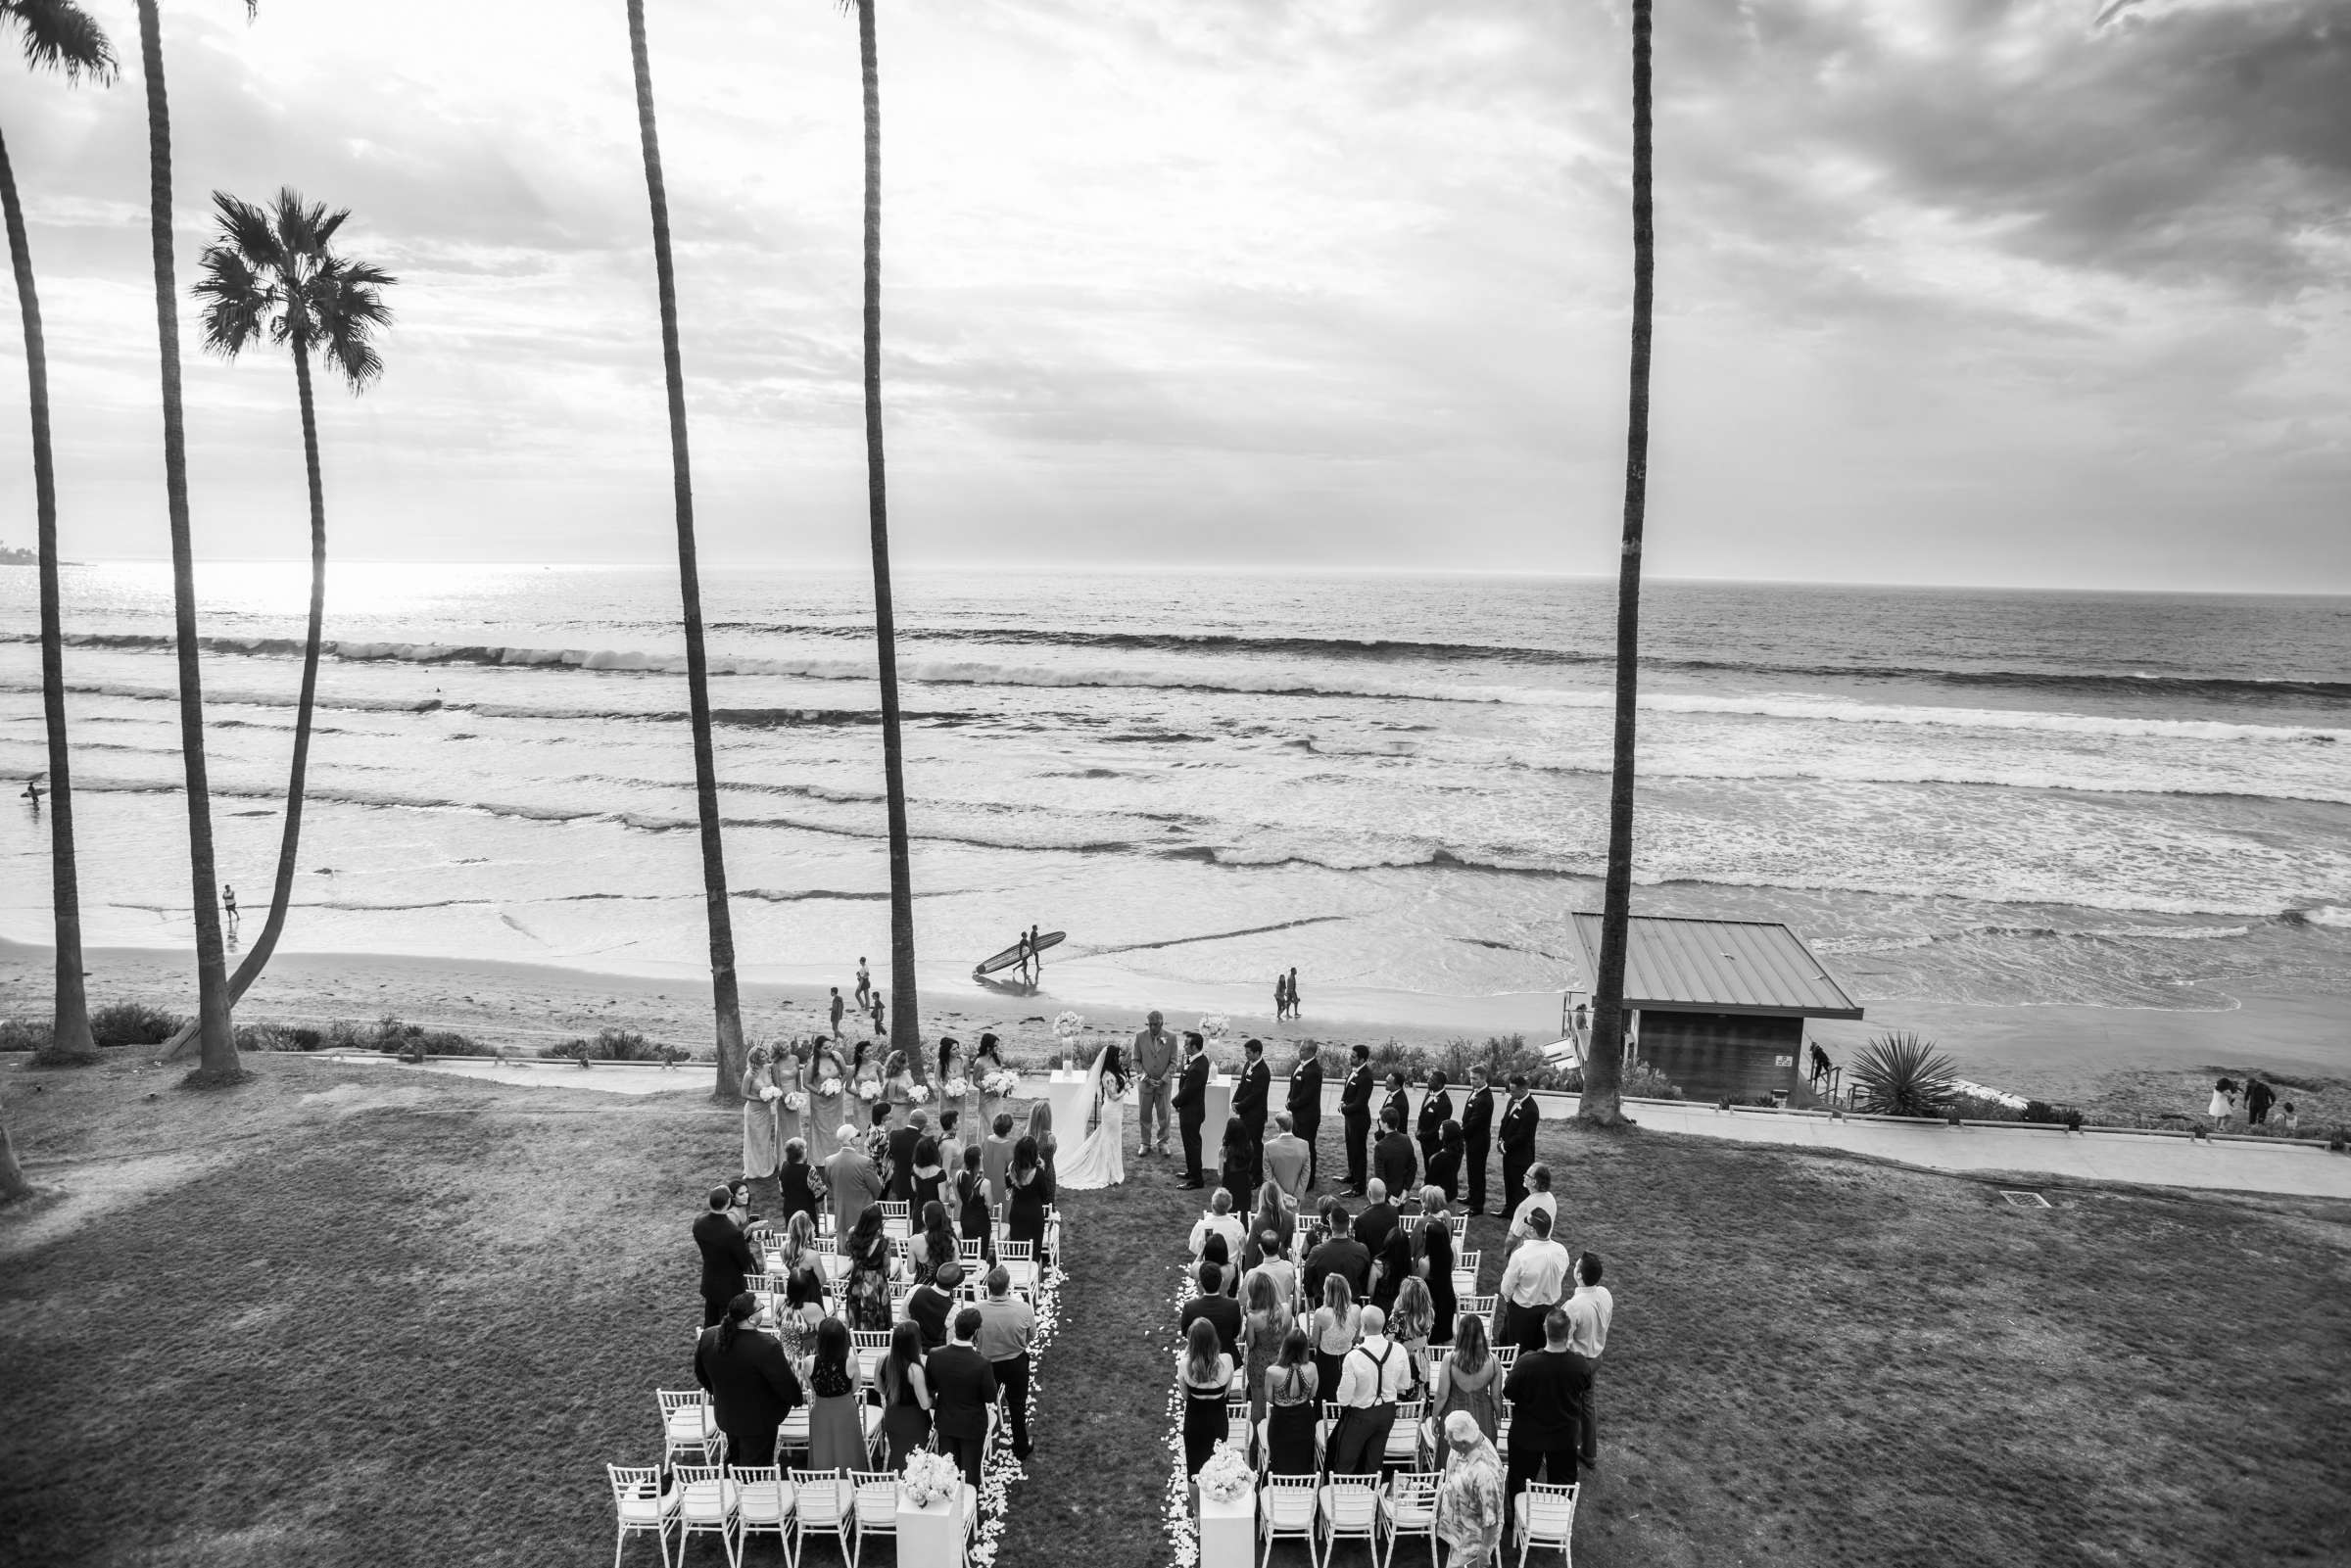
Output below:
[1005,1135,1054,1262]
[878,1319,934,1470]
[1369,1223,1414,1315]
[954,1145,994,1258]
[909,1134,946,1215]
[777,1138,823,1228]
[1178,1317,1234,1478]
[1217,1115,1252,1210]
[1421,1212,1459,1345]
[1426,1120,1464,1207]
[1262,1325,1319,1476]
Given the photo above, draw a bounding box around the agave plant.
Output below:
[1847,1031,1959,1119]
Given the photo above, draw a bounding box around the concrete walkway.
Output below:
[1599,1095,2351,1200]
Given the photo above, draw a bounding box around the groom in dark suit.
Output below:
[1174,1031,1210,1189]
[1233,1038,1272,1197]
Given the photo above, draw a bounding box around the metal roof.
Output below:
[1565,914,1865,1020]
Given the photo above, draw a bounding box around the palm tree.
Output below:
[1,1,114,1067]
[625,0,747,1104]
[0,1086,30,1203]
[175,190,391,1029]
[1579,0,1655,1129]
[132,0,246,1082]
[844,0,923,1080]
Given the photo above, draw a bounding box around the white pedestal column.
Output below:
[1199,1488,1256,1567]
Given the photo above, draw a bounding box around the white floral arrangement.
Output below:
[908,1083,932,1104]
[901,1449,963,1510]
[817,1077,842,1097]
[784,1091,807,1112]
[985,1070,1020,1097]
[856,1080,881,1102]
[1052,1011,1085,1040]
[1197,1440,1254,1504]
[945,1075,973,1099]
[759,1084,783,1103]
[1198,1014,1229,1040]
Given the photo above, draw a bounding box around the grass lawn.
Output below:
[4,1052,2348,1567]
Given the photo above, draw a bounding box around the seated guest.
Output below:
[1179,1261,1244,1357]
[1426,1119,1463,1205]
[694,1291,805,1466]
[928,1307,1001,1489]
[1355,1179,1399,1260]
[1506,1163,1558,1245]
[1262,1111,1312,1204]
[904,1259,963,1351]
[1563,1252,1612,1360]
[1217,1115,1253,1209]
[1494,1208,1571,1354]
[1303,1207,1371,1304]
[777,1138,825,1226]
[1373,1109,1417,1201]
[1327,1304,1409,1474]
[1435,1409,1507,1565]
[1178,1317,1236,1478]
[695,1183,759,1329]
[1190,1188,1246,1264]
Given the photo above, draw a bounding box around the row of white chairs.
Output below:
[609,1462,978,1568]
[658,1390,887,1473]
[1252,1472,1577,1568]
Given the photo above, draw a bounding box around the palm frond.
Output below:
[309,258,396,393]
[190,245,274,359]
[192,183,395,392]
[4,0,118,85]
[208,190,285,272]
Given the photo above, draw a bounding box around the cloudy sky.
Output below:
[3,0,2346,589]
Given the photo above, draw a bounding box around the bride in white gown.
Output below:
[1058,1043,1128,1190]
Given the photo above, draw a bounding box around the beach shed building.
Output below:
[1561,913,1864,1103]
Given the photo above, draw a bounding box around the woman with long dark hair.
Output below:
[1421,1207,1459,1345]
[1005,1135,1053,1262]
[841,1203,893,1331]
[805,1315,866,1470]
[911,1199,959,1283]
[1261,1324,1319,1476]
[954,1143,994,1259]
[878,1319,933,1469]
[909,1134,945,1214]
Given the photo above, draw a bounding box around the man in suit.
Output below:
[1354,1178,1399,1261]
[905,1259,962,1350]
[928,1307,1002,1488]
[1303,1208,1372,1302]
[1416,1070,1454,1169]
[1461,1065,1496,1214]
[1499,1075,1540,1220]
[1262,1112,1312,1205]
[1373,1107,1417,1201]
[1179,1261,1244,1356]
[1339,1045,1374,1195]
[1285,1040,1324,1191]
[1132,1011,1178,1158]
[886,1108,926,1203]
[824,1124,886,1237]
[1232,1038,1272,1194]
[1174,1032,1211,1188]
[1379,1072,1412,1143]
[694,1293,805,1466]
[694,1185,759,1328]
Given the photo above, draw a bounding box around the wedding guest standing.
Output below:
[1327,1305,1408,1475]
[1435,1410,1507,1565]
[1501,1308,1595,1531]
[929,1308,1001,1488]
[1417,1071,1454,1169]
[955,1146,994,1255]
[777,1139,824,1229]
[1508,1164,1558,1246]
[1427,1120,1464,1206]
[1374,1108,1418,1200]
[1218,1116,1254,1209]
[939,1038,980,1143]
[805,1316,867,1472]
[1380,1071,1412,1141]
[1310,1273,1363,1399]
[1420,1197,1459,1344]
[1133,1012,1178,1159]
[983,1114,1019,1212]
[878,1319,934,1470]
[1563,1253,1612,1361]
[741,1045,781,1187]
[904,1260,961,1352]
[1233,1038,1272,1193]
[1494,1209,1571,1354]
[1005,1137,1054,1262]
[1179,1317,1236,1478]
[1024,1101,1059,1186]
[695,1185,760,1329]
[1261,1326,1320,1475]
[910,1134,946,1214]
[974,1265,1038,1460]
[1286,1040,1324,1190]
[1237,1269,1293,1423]
[1499,1075,1540,1219]
[1424,1314,1503,1449]
[1175,1032,1211,1189]
[1263,1112,1312,1205]
[1461,1065,1496,1215]
[1340,1044,1375,1195]
[695,1292,805,1467]
[841,1203,895,1332]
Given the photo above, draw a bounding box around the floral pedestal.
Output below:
[896,1484,971,1568]
[1198,1487,1255,1566]
[1048,1069,1092,1145]
[1202,1073,1233,1152]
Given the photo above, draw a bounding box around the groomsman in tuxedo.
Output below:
[1233,1038,1272,1194]
[1175,1032,1211,1189]
[1339,1044,1374,1196]
[1380,1072,1412,1147]
[1286,1040,1325,1192]
[1500,1074,1541,1219]
[1461,1065,1496,1214]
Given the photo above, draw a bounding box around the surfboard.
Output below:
[973,930,1066,977]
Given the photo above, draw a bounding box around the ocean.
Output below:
[3,563,2347,1027]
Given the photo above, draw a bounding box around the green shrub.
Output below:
[89,1002,186,1047]
[1343,1033,1578,1094]
[541,1027,693,1065]
[1849,1031,1960,1119]
[0,1018,52,1052]
[233,1022,327,1053]
[1623,1059,1684,1100]
[319,1015,496,1059]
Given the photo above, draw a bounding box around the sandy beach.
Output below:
[5,936,2343,1117]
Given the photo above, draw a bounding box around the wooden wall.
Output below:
[1635,1011,1804,1102]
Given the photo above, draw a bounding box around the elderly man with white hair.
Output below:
[1436,1409,1507,1561]
[823,1122,886,1238]
[1189,1186,1247,1264]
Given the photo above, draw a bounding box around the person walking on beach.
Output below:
[1286,967,1302,1020]
[1340,1043,1375,1196]
[1462,1065,1496,1215]
[829,987,845,1039]
[221,883,239,929]
[1273,971,1289,1021]
[1025,924,1044,983]
[854,957,872,1012]
[1133,1012,1177,1158]
[1287,1040,1324,1191]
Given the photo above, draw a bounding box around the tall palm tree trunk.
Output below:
[134,0,236,1080]
[0,1094,30,1204]
[854,0,922,1081]
[0,124,95,1059]
[1581,0,1654,1129]
[628,0,745,1103]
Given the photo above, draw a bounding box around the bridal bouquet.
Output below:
[1198,1014,1230,1040]
[901,1449,962,1510]
[817,1077,842,1097]
[945,1076,973,1099]
[908,1083,933,1104]
[785,1091,807,1112]
[1196,1441,1253,1504]
[984,1069,1020,1097]
[856,1081,882,1102]
[1052,1011,1085,1040]
[759,1084,783,1103]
